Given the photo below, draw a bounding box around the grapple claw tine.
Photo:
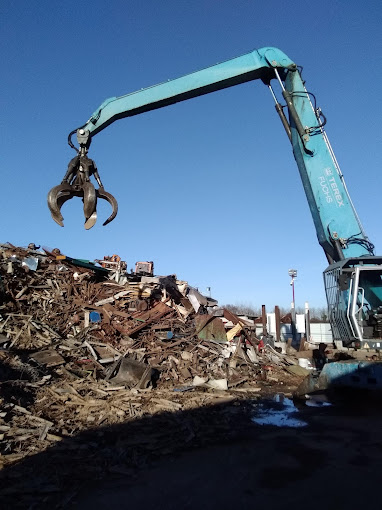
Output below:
[97,188,118,226]
[85,211,98,230]
[56,191,76,224]
[47,183,73,227]
[50,214,64,227]
[57,192,73,209]
[82,181,97,223]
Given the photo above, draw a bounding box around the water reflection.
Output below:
[252,394,308,428]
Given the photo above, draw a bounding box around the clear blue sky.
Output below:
[2,0,382,310]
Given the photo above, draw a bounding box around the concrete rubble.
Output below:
[0,243,308,504]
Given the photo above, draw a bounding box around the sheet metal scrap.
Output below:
[194,315,228,343]
[104,356,154,389]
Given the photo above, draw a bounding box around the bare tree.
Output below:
[224,303,329,321]
[224,303,261,316]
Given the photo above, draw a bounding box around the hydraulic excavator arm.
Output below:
[48,46,371,261]
[48,46,382,347]
[49,47,296,230]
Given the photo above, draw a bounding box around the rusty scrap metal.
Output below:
[0,243,303,504]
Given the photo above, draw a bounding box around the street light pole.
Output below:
[292,278,295,305]
[288,269,297,309]
[288,269,297,344]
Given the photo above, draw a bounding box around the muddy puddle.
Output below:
[252,393,332,428]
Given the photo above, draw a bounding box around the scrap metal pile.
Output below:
[0,243,303,473]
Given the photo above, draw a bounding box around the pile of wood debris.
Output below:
[0,243,306,480]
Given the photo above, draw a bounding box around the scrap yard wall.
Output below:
[259,313,333,344]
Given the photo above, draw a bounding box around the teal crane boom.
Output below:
[48,46,382,348]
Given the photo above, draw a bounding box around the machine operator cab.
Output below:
[324,257,382,348]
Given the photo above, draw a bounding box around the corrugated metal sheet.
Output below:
[195,315,228,343]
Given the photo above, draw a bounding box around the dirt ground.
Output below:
[2,388,382,509]
[73,394,382,510]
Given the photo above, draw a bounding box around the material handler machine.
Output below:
[48,46,382,353]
